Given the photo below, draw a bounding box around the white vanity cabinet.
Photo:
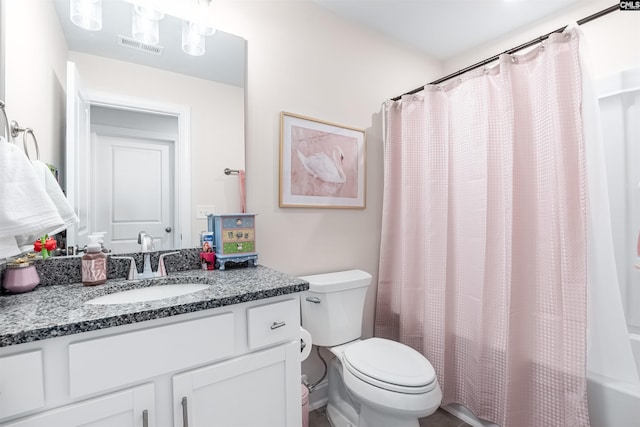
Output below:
[173,298,301,427]
[0,295,302,427]
[2,384,155,427]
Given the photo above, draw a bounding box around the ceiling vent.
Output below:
[117,35,164,56]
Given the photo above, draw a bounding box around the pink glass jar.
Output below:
[3,259,40,293]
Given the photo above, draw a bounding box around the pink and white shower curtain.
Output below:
[376,29,589,427]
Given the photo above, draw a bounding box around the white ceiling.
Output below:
[311,0,599,60]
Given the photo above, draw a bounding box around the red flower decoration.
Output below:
[44,237,57,251]
[33,235,56,259]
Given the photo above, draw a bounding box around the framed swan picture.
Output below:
[279,112,366,209]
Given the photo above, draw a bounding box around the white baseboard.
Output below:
[442,403,499,427]
[307,379,329,411]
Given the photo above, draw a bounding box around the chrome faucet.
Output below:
[137,231,156,279]
[138,231,155,252]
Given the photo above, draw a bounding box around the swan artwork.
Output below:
[297,147,347,184]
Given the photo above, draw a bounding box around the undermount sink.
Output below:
[85,284,210,305]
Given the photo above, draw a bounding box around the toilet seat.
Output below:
[342,338,437,394]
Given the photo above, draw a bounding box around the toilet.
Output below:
[300,270,442,427]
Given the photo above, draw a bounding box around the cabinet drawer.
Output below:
[0,350,44,419]
[69,313,235,397]
[220,216,254,229]
[221,228,255,243]
[247,299,299,350]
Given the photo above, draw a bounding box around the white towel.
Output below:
[15,161,80,248]
[0,236,21,259]
[0,138,64,243]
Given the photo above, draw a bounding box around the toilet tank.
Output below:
[299,270,372,347]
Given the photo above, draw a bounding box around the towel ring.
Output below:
[10,120,40,160]
[23,128,40,161]
[0,101,10,142]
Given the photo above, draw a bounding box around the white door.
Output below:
[2,384,155,427]
[172,342,301,427]
[93,126,175,253]
[65,61,91,249]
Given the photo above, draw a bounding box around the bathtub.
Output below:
[587,333,640,427]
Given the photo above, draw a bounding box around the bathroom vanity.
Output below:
[0,266,308,427]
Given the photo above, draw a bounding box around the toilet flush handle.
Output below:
[305,296,321,304]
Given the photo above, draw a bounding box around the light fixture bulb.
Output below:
[132,5,161,45]
[70,0,102,31]
[195,0,216,36]
[182,21,205,56]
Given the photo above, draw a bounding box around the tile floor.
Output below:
[309,405,471,427]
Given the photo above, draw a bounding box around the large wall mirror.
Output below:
[1,0,246,254]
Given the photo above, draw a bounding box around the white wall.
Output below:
[444,0,640,80]
[67,51,245,243]
[4,0,67,168]
[213,0,442,385]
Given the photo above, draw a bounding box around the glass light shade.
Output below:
[132,6,160,45]
[182,21,205,56]
[135,4,165,21]
[196,0,216,36]
[70,0,102,31]
[196,22,216,37]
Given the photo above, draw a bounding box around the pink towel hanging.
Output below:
[239,170,246,213]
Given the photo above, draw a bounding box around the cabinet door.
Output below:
[173,341,301,427]
[3,384,155,427]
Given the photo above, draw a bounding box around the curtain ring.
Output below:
[23,128,40,161]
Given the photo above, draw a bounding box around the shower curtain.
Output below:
[376,29,589,426]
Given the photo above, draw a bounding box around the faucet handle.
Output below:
[157,251,180,277]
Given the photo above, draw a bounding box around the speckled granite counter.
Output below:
[0,266,308,348]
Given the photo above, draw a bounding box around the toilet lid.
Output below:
[343,338,436,390]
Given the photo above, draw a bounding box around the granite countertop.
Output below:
[0,266,308,348]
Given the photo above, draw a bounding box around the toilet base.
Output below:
[325,354,437,427]
[326,402,356,427]
[359,404,421,427]
[326,358,359,427]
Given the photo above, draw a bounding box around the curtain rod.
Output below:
[391,4,619,101]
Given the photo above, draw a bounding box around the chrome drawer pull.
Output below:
[142,409,149,427]
[270,321,286,330]
[306,297,321,304]
[181,396,189,427]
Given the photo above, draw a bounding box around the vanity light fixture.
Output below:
[130,0,216,56]
[182,21,206,56]
[131,2,165,45]
[181,0,216,56]
[70,0,102,31]
[70,0,216,56]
